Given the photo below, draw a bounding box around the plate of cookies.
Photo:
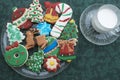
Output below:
[1,0,78,79]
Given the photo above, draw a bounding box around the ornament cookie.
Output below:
[6,23,25,45]
[27,0,44,23]
[51,3,73,38]
[26,51,44,72]
[43,56,60,72]
[44,1,60,24]
[12,7,33,29]
[4,42,28,67]
[43,37,58,55]
[36,22,51,36]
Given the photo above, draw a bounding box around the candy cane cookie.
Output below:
[50,3,73,38]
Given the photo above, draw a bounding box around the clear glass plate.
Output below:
[1,25,69,79]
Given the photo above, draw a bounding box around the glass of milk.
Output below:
[92,4,120,33]
[80,4,120,45]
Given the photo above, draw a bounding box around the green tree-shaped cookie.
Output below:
[27,0,44,23]
[60,19,78,40]
[6,23,25,45]
[26,50,44,72]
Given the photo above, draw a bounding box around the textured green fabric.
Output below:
[1,0,120,80]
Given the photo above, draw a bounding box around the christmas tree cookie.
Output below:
[6,23,25,45]
[59,19,78,40]
[27,0,44,23]
[26,50,44,72]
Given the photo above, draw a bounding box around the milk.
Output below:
[92,4,120,33]
[97,9,118,29]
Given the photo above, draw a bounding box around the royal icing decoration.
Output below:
[44,1,60,24]
[58,39,77,56]
[4,0,78,74]
[5,43,28,67]
[26,51,44,72]
[27,0,44,23]
[25,28,39,50]
[12,7,33,29]
[43,56,60,72]
[51,3,73,38]
[60,19,78,40]
[6,23,25,44]
[36,22,51,36]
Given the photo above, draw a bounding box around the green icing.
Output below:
[45,48,60,57]
[4,44,28,67]
[59,21,78,40]
[26,50,44,72]
[58,55,76,61]
[6,23,25,44]
[27,0,43,23]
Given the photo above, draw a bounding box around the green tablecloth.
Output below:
[0,0,120,80]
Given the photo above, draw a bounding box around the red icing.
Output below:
[13,41,19,47]
[12,8,33,29]
[60,43,74,55]
[43,56,60,72]
[58,40,76,56]
[44,1,60,16]
[12,8,26,21]
[6,41,19,51]
[59,18,71,22]
[18,20,33,29]
[6,46,12,51]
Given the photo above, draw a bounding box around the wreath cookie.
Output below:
[3,0,78,77]
[5,42,28,67]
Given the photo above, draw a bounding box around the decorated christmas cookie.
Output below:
[26,51,44,72]
[12,7,33,29]
[44,1,60,24]
[43,37,58,55]
[6,23,25,45]
[25,28,39,50]
[60,19,78,40]
[51,3,73,38]
[35,35,48,49]
[58,39,78,62]
[43,56,60,72]
[4,42,28,67]
[27,0,44,23]
[3,0,78,78]
[36,22,51,36]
